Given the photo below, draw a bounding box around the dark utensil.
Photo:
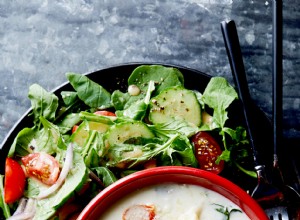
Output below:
[272,0,284,188]
[271,0,300,218]
[220,20,285,209]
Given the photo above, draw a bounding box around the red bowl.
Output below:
[77,166,268,220]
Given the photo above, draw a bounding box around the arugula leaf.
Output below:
[150,117,199,138]
[202,77,238,129]
[107,133,197,168]
[28,84,59,127]
[66,72,112,109]
[92,167,117,187]
[80,130,106,168]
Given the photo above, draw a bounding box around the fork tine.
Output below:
[264,206,289,220]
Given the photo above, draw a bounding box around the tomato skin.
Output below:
[4,158,26,204]
[191,131,224,174]
[21,152,60,185]
[72,125,79,133]
[94,110,116,116]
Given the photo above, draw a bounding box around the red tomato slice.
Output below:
[21,152,60,185]
[4,158,26,204]
[94,110,116,116]
[191,131,224,174]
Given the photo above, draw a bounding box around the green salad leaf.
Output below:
[92,167,117,187]
[128,65,184,96]
[202,77,238,129]
[26,150,88,220]
[28,84,59,127]
[66,72,112,109]
[0,175,11,219]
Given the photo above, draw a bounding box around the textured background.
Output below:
[0,1,299,146]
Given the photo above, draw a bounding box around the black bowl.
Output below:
[0,63,273,191]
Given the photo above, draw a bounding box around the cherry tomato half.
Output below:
[94,110,116,117]
[191,131,224,174]
[4,158,26,204]
[21,152,60,185]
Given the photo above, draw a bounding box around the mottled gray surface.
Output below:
[0,0,299,145]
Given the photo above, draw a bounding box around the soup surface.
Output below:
[99,183,250,220]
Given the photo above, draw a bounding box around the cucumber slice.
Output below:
[71,120,110,147]
[105,121,155,146]
[149,86,201,126]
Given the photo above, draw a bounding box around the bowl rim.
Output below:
[78,166,268,220]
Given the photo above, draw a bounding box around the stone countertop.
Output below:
[0,2,299,155]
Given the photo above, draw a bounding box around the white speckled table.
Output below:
[0,0,299,195]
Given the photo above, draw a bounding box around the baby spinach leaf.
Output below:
[28,84,59,127]
[66,72,112,109]
[111,90,131,110]
[128,65,184,96]
[34,117,67,155]
[60,91,78,106]
[8,127,37,157]
[118,80,155,120]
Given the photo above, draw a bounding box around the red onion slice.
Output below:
[8,198,36,220]
[11,198,27,216]
[36,144,73,200]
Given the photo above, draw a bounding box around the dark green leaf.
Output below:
[28,84,59,126]
[92,167,117,187]
[61,91,78,106]
[81,131,106,168]
[35,117,67,154]
[128,65,184,96]
[111,90,131,110]
[0,175,11,218]
[8,127,37,157]
[66,72,112,109]
[57,112,81,134]
[150,117,199,138]
[202,77,238,128]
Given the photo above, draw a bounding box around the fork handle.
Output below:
[220,20,261,166]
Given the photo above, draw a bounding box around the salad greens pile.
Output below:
[0,65,254,219]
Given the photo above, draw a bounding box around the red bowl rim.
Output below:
[78,166,268,220]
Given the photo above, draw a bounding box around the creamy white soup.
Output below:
[99,183,250,220]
